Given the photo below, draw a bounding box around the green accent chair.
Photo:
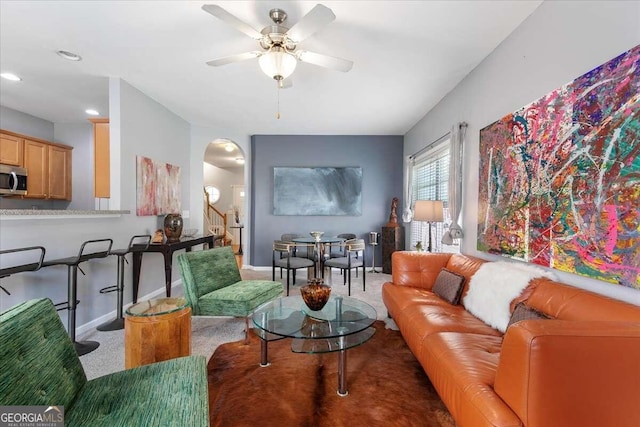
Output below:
[0,298,209,427]
[177,246,283,338]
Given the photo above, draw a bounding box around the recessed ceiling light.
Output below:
[85,109,99,116]
[1,72,22,81]
[56,50,82,61]
[225,143,235,152]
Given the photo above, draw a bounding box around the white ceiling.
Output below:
[0,1,542,136]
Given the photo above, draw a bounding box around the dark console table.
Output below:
[131,235,215,303]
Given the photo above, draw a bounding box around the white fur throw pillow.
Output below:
[462,261,556,333]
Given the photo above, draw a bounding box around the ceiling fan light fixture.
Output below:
[258,47,297,80]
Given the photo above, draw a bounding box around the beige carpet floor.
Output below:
[79,267,393,379]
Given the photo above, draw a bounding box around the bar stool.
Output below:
[97,235,151,331]
[0,246,46,295]
[42,238,113,356]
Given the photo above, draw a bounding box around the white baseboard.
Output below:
[76,279,183,338]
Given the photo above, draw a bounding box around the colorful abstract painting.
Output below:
[478,45,639,289]
[136,156,181,216]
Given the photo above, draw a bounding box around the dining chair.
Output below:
[277,233,304,278]
[328,233,357,258]
[322,238,366,296]
[272,240,316,296]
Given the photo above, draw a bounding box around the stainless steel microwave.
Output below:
[0,164,28,196]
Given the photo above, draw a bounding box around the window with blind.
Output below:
[411,139,459,253]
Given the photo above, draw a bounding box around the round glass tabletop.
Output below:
[252,295,376,342]
[126,297,188,317]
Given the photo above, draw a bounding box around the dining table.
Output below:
[291,236,344,278]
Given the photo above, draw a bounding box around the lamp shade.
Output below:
[413,200,444,222]
[258,47,297,80]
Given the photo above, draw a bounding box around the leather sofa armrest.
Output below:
[494,320,640,427]
[390,251,452,290]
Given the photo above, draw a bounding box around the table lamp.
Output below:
[413,200,444,252]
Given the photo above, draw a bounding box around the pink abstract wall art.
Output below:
[136,156,181,216]
[478,45,639,289]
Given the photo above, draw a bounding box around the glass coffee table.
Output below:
[252,295,377,396]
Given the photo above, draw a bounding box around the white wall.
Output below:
[203,162,244,216]
[405,1,640,305]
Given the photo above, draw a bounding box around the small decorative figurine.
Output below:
[385,197,400,227]
[152,229,164,243]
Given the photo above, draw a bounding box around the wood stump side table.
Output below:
[125,297,191,369]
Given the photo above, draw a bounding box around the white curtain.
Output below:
[442,123,466,244]
[402,155,414,223]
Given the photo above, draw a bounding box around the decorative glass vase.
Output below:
[300,278,331,311]
[164,213,183,242]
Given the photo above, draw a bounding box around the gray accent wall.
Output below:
[251,135,403,267]
[405,1,640,305]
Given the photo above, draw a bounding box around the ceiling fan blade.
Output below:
[202,5,263,40]
[297,51,353,72]
[286,4,336,43]
[206,51,262,67]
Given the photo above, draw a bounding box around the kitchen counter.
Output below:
[0,209,130,220]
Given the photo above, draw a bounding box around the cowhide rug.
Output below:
[207,321,456,427]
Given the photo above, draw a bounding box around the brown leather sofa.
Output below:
[382,252,640,427]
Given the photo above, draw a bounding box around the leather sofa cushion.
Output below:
[495,320,640,427]
[391,252,452,289]
[527,278,640,322]
[382,283,452,316]
[383,283,502,357]
[420,332,522,427]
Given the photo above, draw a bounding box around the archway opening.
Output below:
[203,139,245,255]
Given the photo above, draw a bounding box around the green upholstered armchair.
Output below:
[0,298,209,427]
[177,246,283,338]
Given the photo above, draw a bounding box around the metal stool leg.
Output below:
[68,265,100,356]
[97,235,150,332]
[97,254,126,331]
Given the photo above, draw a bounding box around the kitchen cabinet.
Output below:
[90,118,110,198]
[0,131,24,166]
[23,139,72,200]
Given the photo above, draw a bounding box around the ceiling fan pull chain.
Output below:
[276,81,281,119]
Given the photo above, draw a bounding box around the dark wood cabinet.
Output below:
[382,226,405,274]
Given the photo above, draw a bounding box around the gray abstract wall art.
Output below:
[273,167,362,216]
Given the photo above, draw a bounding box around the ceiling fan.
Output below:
[202,4,354,83]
